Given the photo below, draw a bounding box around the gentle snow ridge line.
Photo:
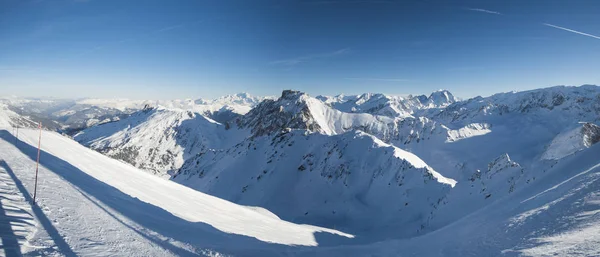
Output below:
[364,131,457,187]
[16,128,353,246]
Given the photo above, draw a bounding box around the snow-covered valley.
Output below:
[1,85,600,256]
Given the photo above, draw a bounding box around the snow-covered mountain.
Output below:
[0,103,39,128]
[542,122,600,160]
[174,129,455,235]
[74,107,248,176]
[316,89,456,118]
[0,93,268,134]
[3,85,600,256]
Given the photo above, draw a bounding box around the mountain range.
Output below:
[2,85,600,255]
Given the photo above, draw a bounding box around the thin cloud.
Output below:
[344,77,410,82]
[0,66,35,73]
[271,48,351,66]
[464,8,501,15]
[155,23,187,33]
[543,23,600,40]
[306,0,393,4]
[69,20,202,59]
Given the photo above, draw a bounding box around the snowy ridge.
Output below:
[0,103,38,128]
[317,89,456,118]
[236,90,453,147]
[174,129,455,236]
[3,85,600,256]
[74,107,248,176]
[436,85,600,123]
[237,90,396,136]
[542,122,600,160]
[0,93,268,133]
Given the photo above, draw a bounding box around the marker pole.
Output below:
[33,122,42,204]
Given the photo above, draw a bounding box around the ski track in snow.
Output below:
[0,131,177,256]
[0,161,37,256]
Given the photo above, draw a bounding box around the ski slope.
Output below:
[0,128,353,256]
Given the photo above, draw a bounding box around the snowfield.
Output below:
[1,85,600,256]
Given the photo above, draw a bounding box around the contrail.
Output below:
[465,8,501,15]
[270,48,351,66]
[344,78,410,82]
[544,23,600,40]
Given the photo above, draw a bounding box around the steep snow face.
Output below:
[174,129,455,237]
[315,94,359,106]
[444,123,492,142]
[542,123,600,160]
[74,107,248,176]
[426,89,456,107]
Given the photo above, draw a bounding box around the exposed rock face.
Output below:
[467,153,525,199]
[236,90,324,137]
[582,122,600,147]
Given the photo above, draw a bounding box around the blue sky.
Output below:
[1,0,599,99]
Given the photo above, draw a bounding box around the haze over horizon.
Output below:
[1,0,599,99]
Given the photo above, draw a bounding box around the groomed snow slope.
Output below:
[0,128,353,256]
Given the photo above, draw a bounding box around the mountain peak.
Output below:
[428,89,456,106]
[237,90,323,136]
[280,90,307,100]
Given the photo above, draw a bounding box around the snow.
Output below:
[445,123,492,143]
[368,131,457,187]
[2,85,600,256]
[519,219,600,257]
[74,108,249,176]
[174,128,456,238]
[542,123,600,160]
[0,161,36,255]
[1,93,269,134]
[0,127,354,256]
[542,126,588,160]
[317,90,456,118]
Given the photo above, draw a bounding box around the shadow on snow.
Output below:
[0,130,349,256]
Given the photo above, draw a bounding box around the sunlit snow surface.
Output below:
[0,128,353,256]
[2,85,600,256]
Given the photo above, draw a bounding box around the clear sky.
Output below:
[1,0,599,99]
